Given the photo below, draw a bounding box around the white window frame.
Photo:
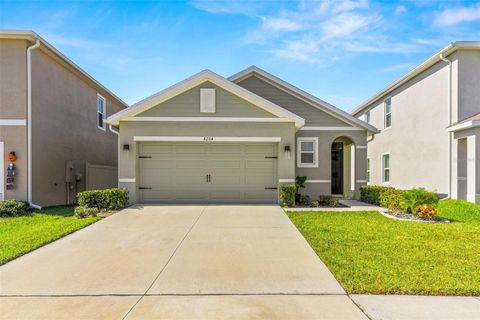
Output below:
[367,157,370,183]
[297,137,318,168]
[384,97,392,129]
[97,94,106,131]
[200,88,216,113]
[382,153,390,184]
[365,110,371,123]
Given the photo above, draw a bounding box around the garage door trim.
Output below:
[134,136,282,142]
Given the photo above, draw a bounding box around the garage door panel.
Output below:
[138,142,277,203]
[209,160,241,169]
[176,160,208,169]
[139,144,174,154]
[140,159,175,169]
[245,159,276,169]
[175,145,207,154]
[245,144,276,154]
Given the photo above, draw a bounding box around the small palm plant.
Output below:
[295,176,307,204]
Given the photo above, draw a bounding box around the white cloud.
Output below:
[321,12,379,40]
[190,0,258,15]
[42,33,108,48]
[381,62,413,72]
[433,3,480,27]
[394,5,406,16]
[261,17,303,32]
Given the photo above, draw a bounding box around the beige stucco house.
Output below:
[108,67,377,204]
[0,30,127,207]
[352,42,480,204]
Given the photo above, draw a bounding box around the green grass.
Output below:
[287,199,480,295]
[0,206,100,265]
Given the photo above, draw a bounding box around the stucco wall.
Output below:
[30,48,125,206]
[0,39,28,201]
[456,50,480,122]
[118,121,296,203]
[355,59,452,195]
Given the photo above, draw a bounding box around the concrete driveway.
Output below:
[0,205,367,319]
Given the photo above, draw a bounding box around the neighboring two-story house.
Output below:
[0,30,127,207]
[352,42,480,204]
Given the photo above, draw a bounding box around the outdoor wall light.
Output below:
[284,145,291,160]
[123,144,130,151]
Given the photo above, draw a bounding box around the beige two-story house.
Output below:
[0,30,127,207]
[352,42,480,204]
[107,67,377,204]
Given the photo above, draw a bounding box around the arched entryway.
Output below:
[331,136,356,198]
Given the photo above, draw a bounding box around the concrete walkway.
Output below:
[352,295,480,320]
[0,205,367,320]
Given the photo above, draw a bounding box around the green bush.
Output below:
[298,194,311,206]
[318,195,339,207]
[379,188,404,210]
[0,200,29,217]
[280,184,296,207]
[401,188,439,214]
[74,206,99,218]
[77,188,128,211]
[361,185,400,207]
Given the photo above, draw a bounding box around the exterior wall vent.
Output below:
[200,88,215,113]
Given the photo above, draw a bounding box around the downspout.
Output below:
[109,124,120,187]
[440,53,452,200]
[27,39,41,209]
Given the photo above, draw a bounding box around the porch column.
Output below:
[354,145,368,200]
[466,134,479,203]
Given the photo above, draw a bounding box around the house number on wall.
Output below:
[203,137,214,141]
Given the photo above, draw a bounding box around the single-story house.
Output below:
[107,67,377,204]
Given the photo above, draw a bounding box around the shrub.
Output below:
[318,195,340,207]
[280,184,296,207]
[298,195,311,207]
[74,206,99,218]
[379,188,404,210]
[310,200,320,207]
[415,204,438,220]
[401,188,439,214]
[77,188,128,211]
[360,185,386,205]
[0,200,29,217]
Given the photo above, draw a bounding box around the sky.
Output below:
[1,0,480,111]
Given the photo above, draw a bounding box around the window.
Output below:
[365,110,371,123]
[384,98,392,128]
[200,88,215,113]
[367,158,370,183]
[382,154,390,183]
[297,137,318,167]
[97,94,106,130]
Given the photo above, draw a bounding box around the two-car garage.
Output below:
[137,141,278,203]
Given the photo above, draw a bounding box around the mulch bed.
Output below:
[384,210,450,223]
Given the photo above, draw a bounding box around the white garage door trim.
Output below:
[134,136,281,142]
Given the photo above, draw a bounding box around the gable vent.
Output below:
[200,88,216,113]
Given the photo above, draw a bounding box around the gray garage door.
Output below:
[138,142,278,203]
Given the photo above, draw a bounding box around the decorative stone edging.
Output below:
[379,210,450,224]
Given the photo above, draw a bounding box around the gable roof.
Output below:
[107,69,306,128]
[0,30,128,108]
[229,66,378,133]
[352,41,480,116]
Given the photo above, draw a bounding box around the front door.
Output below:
[331,142,343,195]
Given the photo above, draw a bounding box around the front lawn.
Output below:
[287,199,480,295]
[0,206,100,265]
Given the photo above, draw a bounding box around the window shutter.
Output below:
[200,88,215,113]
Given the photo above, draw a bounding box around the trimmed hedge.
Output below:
[280,184,296,207]
[361,185,440,216]
[77,188,128,211]
[0,200,29,217]
[74,206,99,218]
[360,185,397,206]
